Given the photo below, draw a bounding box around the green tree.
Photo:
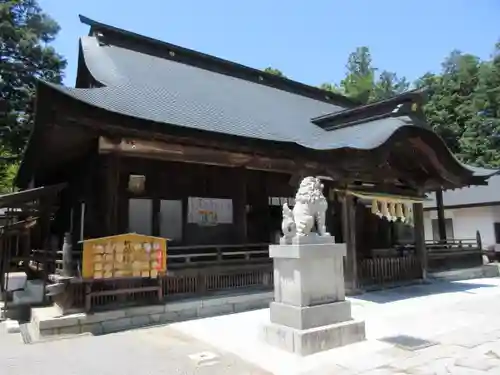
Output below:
[416,51,484,157]
[0,0,66,155]
[372,70,409,101]
[263,67,286,77]
[459,43,500,167]
[0,146,18,193]
[339,46,376,104]
[319,82,343,95]
[321,47,409,104]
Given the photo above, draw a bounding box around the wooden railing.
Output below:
[425,238,482,271]
[358,255,421,288]
[425,239,481,258]
[50,243,273,312]
[46,237,485,311]
[167,243,270,268]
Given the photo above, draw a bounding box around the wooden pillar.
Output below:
[413,203,427,279]
[435,189,447,242]
[105,153,121,236]
[233,167,247,243]
[341,194,358,293]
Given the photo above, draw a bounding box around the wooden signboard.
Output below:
[82,233,167,279]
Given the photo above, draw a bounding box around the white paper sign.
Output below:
[187,197,233,225]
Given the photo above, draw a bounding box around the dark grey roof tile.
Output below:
[44,36,499,178]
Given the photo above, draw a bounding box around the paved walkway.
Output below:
[171,278,500,374]
[2,278,500,374]
[0,320,270,375]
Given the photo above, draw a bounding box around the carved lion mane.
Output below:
[295,176,326,204]
[281,176,329,242]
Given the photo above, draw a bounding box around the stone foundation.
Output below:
[262,235,365,355]
[30,291,272,340]
[262,319,365,356]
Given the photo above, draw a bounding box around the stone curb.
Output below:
[31,291,273,339]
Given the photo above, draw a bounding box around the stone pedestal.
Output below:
[262,235,365,356]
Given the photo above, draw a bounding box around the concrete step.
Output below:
[26,280,45,300]
[3,319,20,333]
[3,272,27,292]
[429,265,500,282]
[12,280,45,306]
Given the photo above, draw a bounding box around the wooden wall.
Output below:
[80,156,295,246]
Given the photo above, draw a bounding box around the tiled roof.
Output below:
[47,36,419,151]
[40,22,498,179]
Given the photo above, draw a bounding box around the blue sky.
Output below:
[39,0,499,88]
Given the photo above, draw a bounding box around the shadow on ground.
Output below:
[354,280,497,304]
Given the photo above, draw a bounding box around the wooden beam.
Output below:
[409,137,462,186]
[63,114,449,189]
[98,136,321,175]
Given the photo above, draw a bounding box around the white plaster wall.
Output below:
[424,206,497,248]
[493,206,500,222]
[424,174,500,208]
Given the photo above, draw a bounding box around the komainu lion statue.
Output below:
[281,176,330,243]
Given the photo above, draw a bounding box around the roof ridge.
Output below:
[78,15,359,108]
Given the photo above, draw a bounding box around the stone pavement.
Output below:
[3,278,500,374]
[0,321,270,375]
[171,278,500,374]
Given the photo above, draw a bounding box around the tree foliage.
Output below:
[0,0,66,191]
[321,46,409,104]
[263,67,286,77]
[416,46,500,167]
[317,44,500,168]
[0,146,18,193]
[0,0,66,152]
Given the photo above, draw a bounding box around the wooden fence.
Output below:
[425,238,483,271]
[41,237,485,312]
[52,243,273,312]
[358,255,421,288]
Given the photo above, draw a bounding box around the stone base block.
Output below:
[262,319,366,356]
[270,300,352,330]
[28,291,273,341]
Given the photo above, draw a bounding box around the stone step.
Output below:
[28,290,273,342]
[12,280,45,306]
[3,272,27,292]
[429,265,500,282]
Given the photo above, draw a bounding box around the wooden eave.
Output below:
[311,89,427,130]
[0,183,66,209]
[17,81,494,193]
